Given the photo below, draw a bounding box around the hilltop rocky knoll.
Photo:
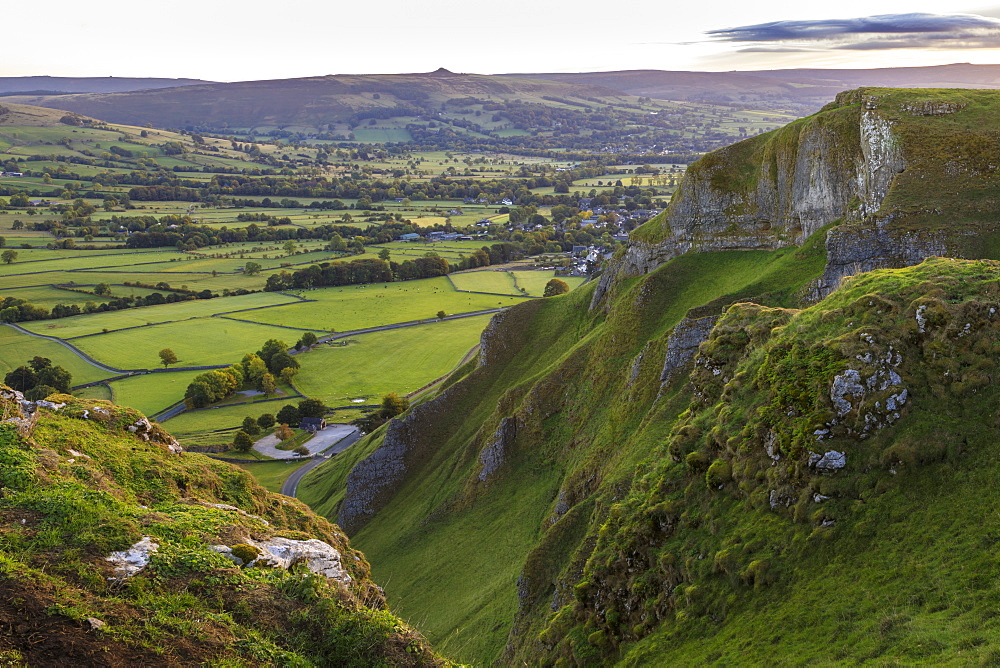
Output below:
[0,390,443,666]
[299,88,1000,664]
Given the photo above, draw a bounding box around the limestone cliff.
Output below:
[595,88,1000,307]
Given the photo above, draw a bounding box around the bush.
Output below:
[543,278,570,297]
[705,459,732,488]
[241,416,261,436]
[293,445,309,456]
[232,430,254,452]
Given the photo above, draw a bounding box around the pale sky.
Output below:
[5,0,1000,81]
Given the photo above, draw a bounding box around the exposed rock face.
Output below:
[106,536,159,579]
[659,315,720,391]
[252,537,352,584]
[813,222,948,298]
[478,417,518,482]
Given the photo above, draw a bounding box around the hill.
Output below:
[512,63,1000,111]
[0,76,215,96]
[297,88,1000,664]
[0,388,444,665]
[4,71,628,131]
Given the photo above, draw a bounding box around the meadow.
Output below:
[294,315,489,404]
[236,277,528,332]
[0,325,111,385]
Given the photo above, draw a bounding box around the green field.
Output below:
[510,270,587,296]
[160,399,297,435]
[294,316,488,404]
[449,270,522,295]
[237,277,527,332]
[235,460,303,493]
[22,291,300,339]
[72,317,320,370]
[107,369,207,417]
[0,325,111,385]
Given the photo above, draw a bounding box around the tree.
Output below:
[543,278,570,297]
[283,240,297,256]
[24,384,57,401]
[298,397,327,418]
[276,404,300,426]
[93,283,112,296]
[1,250,17,264]
[380,392,409,419]
[267,350,298,375]
[244,261,262,275]
[274,423,294,441]
[256,339,288,368]
[241,416,261,436]
[279,366,298,384]
[4,366,36,392]
[257,413,276,429]
[232,430,254,452]
[37,366,71,393]
[28,357,51,371]
[260,372,277,396]
[158,348,179,367]
[378,247,392,262]
[436,310,447,320]
[241,353,268,386]
[296,332,318,350]
[292,445,309,456]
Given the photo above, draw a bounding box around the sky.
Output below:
[4,0,1000,81]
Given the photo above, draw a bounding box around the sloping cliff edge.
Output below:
[594,87,1000,307]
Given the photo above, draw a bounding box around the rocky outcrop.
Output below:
[478,417,518,482]
[658,314,720,392]
[106,536,159,579]
[593,90,920,310]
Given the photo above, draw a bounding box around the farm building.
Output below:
[299,417,327,432]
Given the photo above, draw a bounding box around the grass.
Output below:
[21,291,299,339]
[294,315,489,404]
[72,317,320,370]
[237,276,528,332]
[161,399,298,436]
[448,271,522,295]
[0,325,111,385]
[234,459,304,493]
[510,270,587,297]
[106,369,206,417]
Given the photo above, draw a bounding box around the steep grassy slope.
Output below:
[535,257,1000,665]
[0,391,443,666]
[299,236,828,663]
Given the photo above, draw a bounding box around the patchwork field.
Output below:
[449,270,522,295]
[510,270,587,296]
[71,317,320,370]
[236,277,527,332]
[0,325,111,385]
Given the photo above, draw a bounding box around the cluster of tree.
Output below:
[183,338,301,409]
[4,357,72,400]
[354,392,410,432]
[0,287,215,324]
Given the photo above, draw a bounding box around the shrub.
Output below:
[705,459,732,488]
[232,430,253,452]
[293,445,309,456]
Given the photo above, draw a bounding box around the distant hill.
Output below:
[0,75,215,96]
[4,71,629,131]
[511,63,1000,110]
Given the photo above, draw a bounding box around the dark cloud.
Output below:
[707,13,1000,50]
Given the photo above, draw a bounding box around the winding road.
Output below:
[280,429,363,497]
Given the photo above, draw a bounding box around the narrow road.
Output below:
[281,429,363,497]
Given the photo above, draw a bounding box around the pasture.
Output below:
[449,271,522,295]
[510,271,587,296]
[292,315,489,404]
[22,291,300,339]
[237,277,527,332]
[0,325,110,385]
[71,317,321,370]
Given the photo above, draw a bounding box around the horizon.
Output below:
[7,1,1000,81]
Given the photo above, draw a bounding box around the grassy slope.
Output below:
[0,325,111,385]
[301,236,828,664]
[0,392,443,666]
[555,257,1000,665]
